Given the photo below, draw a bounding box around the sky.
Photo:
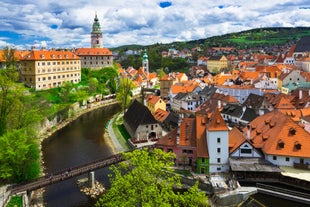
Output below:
[0,0,310,49]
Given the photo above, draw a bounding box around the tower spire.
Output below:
[91,12,103,48]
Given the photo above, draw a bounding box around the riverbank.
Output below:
[29,100,121,207]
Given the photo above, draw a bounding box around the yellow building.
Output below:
[207,55,228,73]
[145,94,166,114]
[19,50,81,90]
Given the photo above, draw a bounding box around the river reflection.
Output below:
[42,104,121,207]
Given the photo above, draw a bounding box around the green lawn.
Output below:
[7,196,22,207]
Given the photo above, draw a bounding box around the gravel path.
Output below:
[106,114,126,153]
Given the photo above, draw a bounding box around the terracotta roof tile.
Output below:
[21,50,80,60]
[208,109,229,131]
[153,108,169,122]
[179,118,196,147]
[75,48,112,56]
[244,110,310,158]
[229,127,247,154]
[196,114,209,158]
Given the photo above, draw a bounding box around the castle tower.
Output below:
[91,13,103,48]
[142,49,149,75]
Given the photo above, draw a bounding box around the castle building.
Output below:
[75,14,113,70]
[91,13,103,48]
[19,50,81,90]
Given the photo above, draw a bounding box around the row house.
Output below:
[278,69,306,91]
[207,55,229,73]
[169,80,200,99]
[216,85,264,104]
[153,108,178,131]
[221,104,257,128]
[243,110,310,168]
[243,93,274,114]
[19,50,81,90]
[160,72,188,98]
[170,92,202,113]
[145,94,166,114]
[295,56,310,73]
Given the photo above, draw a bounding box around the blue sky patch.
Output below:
[218,5,224,9]
[50,24,58,29]
[159,1,172,8]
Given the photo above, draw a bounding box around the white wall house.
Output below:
[230,142,262,158]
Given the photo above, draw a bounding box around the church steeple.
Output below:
[91,13,103,48]
[142,49,149,75]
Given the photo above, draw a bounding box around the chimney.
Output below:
[299,90,302,100]
[246,125,251,139]
[259,109,265,116]
[176,114,181,145]
[218,100,222,109]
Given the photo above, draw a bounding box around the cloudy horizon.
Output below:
[1,0,310,50]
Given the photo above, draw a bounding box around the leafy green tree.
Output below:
[88,77,99,94]
[59,81,74,102]
[157,68,166,80]
[0,68,19,135]
[116,77,135,114]
[2,46,17,69]
[0,128,40,183]
[96,149,208,207]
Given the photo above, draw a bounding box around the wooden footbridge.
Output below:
[10,153,125,195]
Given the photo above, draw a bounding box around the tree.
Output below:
[0,68,19,135]
[96,148,208,207]
[116,77,135,114]
[157,68,166,80]
[2,46,17,69]
[0,128,40,183]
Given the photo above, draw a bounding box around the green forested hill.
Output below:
[111,27,310,51]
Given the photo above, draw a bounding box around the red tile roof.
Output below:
[21,50,80,60]
[244,111,310,158]
[208,109,229,131]
[179,118,196,147]
[153,108,169,122]
[229,127,247,154]
[146,94,161,105]
[196,114,209,158]
[75,48,112,56]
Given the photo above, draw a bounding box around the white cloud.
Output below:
[0,0,309,49]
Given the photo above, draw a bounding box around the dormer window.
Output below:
[278,140,284,148]
[289,127,296,135]
[41,54,45,59]
[295,141,302,150]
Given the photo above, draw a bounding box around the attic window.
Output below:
[262,134,269,141]
[201,119,206,125]
[265,119,270,125]
[295,141,302,150]
[278,140,285,148]
[256,129,262,135]
[289,127,296,135]
[269,121,276,128]
[216,119,220,124]
[41,54,45,59]
[251,124,256,129]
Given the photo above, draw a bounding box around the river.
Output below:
[42,104,121,207]
[42,103,308,207]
